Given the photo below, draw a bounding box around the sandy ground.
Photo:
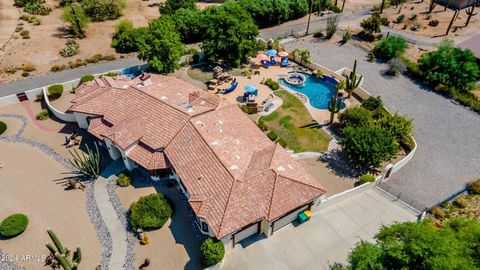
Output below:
[384,0,480,40]
[0,106,101,269]
[117,178,202,270]
[297,157,356,196]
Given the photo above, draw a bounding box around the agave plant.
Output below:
[45,229,82,270]
[69,143,101,180]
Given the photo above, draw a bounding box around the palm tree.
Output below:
[269,37,281,50]
[299,49,311,65]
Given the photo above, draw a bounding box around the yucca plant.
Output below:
[69,143,101,179]
[45,229,82,270]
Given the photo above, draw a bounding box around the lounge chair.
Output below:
[261,60,270,68]
[223,82,238,94]
[270,57,277,65]
[281,57,289,67]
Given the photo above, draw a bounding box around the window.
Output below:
[201,221,209,232]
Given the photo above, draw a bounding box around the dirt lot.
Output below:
[384,0,479,39]
[0,102,101,269]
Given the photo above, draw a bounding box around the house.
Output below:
[68,74,326,247]
[435,0,478,9]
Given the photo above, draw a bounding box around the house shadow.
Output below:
[235,233,267,249]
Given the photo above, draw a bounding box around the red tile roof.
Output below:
[70,74,326,239]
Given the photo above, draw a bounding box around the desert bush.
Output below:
[395,14,405,24]
[429,20,439,27]
[267,131,278,141]
[200,238,225,266]
[129,193,172,230]
[374,36,407,61]
[326,15,338,39]
[19,29,30,39]
[0,214,29,238]
[35,93,43,102]
[339,106,373,128]
[313,31,324,38]
[81,0,126,21]
[471,179,480,195]
[362,96,384,112]
[31,16,41,25]
[342,30,351,43]
[117,172,131,187]
[454,195,468,208]
[22,63,36,72]
[59,39,80,57]
[0,121,7,135]
[386,63,400,76]
[431,206,445,219]
[50,64,66,72]
[80,74,94,83]
[23,2,52,15]
[378,113,413,145]
[409,14,417,21]
[411,23,421,31]
[265,78,280,90]
[15,26,24,32]
[48,84,64,100]
[358,173,376,184]
[360,13,382,37]
[36,109,49,120]
[22,71,30,77]
[3,66,20,74]
[62,4,89,38]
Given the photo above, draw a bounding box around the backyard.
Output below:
[259,90,331,153]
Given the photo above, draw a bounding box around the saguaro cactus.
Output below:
[45,229,82,270]
[345,60,363,98]
[465,2,477,26]
[69,143,101,179]
[328,82,344,124]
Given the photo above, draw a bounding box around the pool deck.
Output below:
[216,55,360,125]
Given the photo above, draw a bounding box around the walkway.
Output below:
[223,187,418,269]
[0,57,144,98]
[94,161,129,270]
[283,39,480,210]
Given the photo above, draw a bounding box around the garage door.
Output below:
[233,222,259,244]
[272,205,309,232]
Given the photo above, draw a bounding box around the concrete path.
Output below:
[94,161,128,270]
[222,187,418,269]
[0,57,144,98]
[283,39,480,210]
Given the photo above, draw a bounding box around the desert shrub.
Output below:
[47,84,64,100]
[339,106,373,128]
[81,0,126,21]
[374,36,407,61]
[378,113,413,144]
[342,30,351,43]
[340,125,398,169]
[50,64,66,72]
[59,39,80,57]
[80,74,94,83]
[62,4,89,38]
[360,13,382,36]
[117,172,131,187]
[326,15,338,39]
[313,31,324,38]
[31,16,41,25]
[14,0,42,7]
[265,78,280,90]
[22,63,35,72]
[454,195,468,208]
[386,63,400,76]
[409,14,417,21]
[0,214,29,238]
[35,93,43,102]
[257,119,268,131]
[200,238,225,266]
[19,29,30,39]
[23,2,51,15]
[431,206,445,219]
[267,131,278,141]
[471,179,480,195]
[411,23,421,31]
[129,193,172,230]
[3,66,20,74]
[21,71,30,77]
[36,109,49,120]
[358,173,376,184]
[15,26,24,32]
[395,14,405,24]
[380,16,390,26]
[0,121,7,135]
[362,96,384,111]
[429,20,439,27]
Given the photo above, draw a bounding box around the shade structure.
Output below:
[257,54,268,61]
[265,49,278,57]
[244,84,258,95]
[278,51,288,57]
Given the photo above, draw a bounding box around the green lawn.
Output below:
[259,90,331,153]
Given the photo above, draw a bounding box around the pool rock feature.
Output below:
[284,73,306,86]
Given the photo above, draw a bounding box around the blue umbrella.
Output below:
[244,84,258,95]
[265,49,278,57]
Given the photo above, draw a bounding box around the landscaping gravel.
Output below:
[283,39,480,210]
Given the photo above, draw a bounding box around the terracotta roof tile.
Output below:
[127,143,169,170]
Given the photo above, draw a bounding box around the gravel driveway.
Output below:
[284,39,480,210]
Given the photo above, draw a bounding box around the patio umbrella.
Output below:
[265,49,278,57]
[257,54,268,61]
[244,84,258,95]
[278,51,288,57]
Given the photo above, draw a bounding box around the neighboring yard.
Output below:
[259,90,331,153]
[187,64,242,84]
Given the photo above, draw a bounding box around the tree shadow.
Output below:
[316,149,367,178]
[52,26,74,39]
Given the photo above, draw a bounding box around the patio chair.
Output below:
[261,60,270,68]
[270,56,277,65]
[223,82,238,94]
[281,57,289,67]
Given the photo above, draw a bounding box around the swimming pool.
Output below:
[279,72,346,110]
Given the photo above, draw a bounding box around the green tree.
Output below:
[374,36,408,60]
[201,3,258,66]
[347,219,479,269]
[419,40,479,91]
[172,8,205,44]
[159,0,196,15]
[360,13,383,34]
[137,16,185,73]
[289,0,309,19]
[111,19,146,53]
[62,4,89,38]
[378,112,413,144]
[81,0,126,21]
[340,124,398,168]
[339,106,373,128]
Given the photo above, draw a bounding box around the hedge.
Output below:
[358,174,376,184]
[265,78,280,90]
[0,214,29,238]
[200,238,225,266]
[267,131,277,141]
[129,193,172,230]
[80,74,95,84]
[47,84,64,100]
[117,172,131,187]
[36,109,49,120]
[0,121,7,135]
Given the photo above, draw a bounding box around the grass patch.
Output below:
[259,90,331,153]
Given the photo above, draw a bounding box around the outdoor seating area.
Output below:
[207,66,236,93]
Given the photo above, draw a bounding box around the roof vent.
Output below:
[161,96,167,100]
[230,165,239,170]
[211,140,220,145]
[195,121,204,127]
[276,166,286,172]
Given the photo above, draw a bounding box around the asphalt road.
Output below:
[0,56,143,98]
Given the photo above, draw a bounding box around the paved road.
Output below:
[223,187,417,269]
[0,56,143,98]
[283,39,480,210]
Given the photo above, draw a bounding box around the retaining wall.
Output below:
[42,87,76,122]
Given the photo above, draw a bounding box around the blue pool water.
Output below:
[279,72,346,110]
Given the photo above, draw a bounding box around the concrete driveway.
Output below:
[222,187,418,270]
